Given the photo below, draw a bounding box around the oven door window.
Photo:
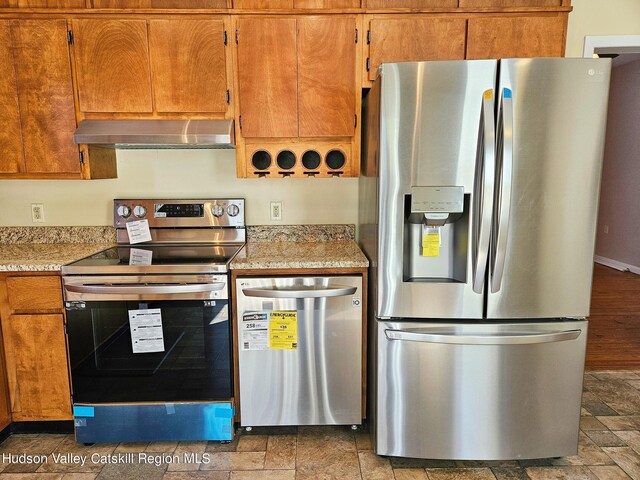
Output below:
[66,300,231,403]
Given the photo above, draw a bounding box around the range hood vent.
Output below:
[74,119,235,149]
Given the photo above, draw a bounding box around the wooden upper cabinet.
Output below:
[298,16,356,137]
[0,22,24,175]
[93,0,226,7]
[459,0,562,6]
[149,19,228,113]
[73,19,153,113]
[236,17,298,138]
[366,0,457,7]
[294,0,359,7]
[0,0,85,7]
[466,15,566,59]
[234,0,293,7]
[12,20,79,174]
[367,17,466,81]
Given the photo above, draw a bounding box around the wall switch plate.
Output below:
[270,201,282,221]
[31,203,45,223]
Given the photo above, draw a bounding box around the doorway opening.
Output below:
[583,36,640,369]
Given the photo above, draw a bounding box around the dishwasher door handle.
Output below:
[65,283,226,295]
[242,285,357,299]
[384,329,582,345]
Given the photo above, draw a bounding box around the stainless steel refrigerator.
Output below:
[358,58,611,460]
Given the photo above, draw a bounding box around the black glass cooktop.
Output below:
[62,244,243,274]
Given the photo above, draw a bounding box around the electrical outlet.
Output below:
[31,203,45,223]
[270,201,283,221]
[604,225,609,234]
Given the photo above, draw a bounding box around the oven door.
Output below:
[63,275,231,404]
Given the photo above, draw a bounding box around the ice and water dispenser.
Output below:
[403,186,469,283]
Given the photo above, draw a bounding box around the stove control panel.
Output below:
[114,199,245,229]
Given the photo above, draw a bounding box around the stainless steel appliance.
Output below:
[62,198,245,443]
[359,59,611,460]
[235,276,363,427]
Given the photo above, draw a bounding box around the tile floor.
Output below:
[1,371,639,479]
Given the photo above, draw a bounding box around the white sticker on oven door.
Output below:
[129,308,165,353]
[129,248,153,266]
[126,219,152,244]
[241,312,269,351]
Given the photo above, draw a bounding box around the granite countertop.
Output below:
[230,240,369,270]
[0,243,113,272]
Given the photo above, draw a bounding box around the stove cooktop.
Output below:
[61,244,244,275]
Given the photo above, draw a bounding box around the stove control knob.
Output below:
[211,204,225,217]
[133,206,147,218]
[227,204,240,217]
[117,205,131,218]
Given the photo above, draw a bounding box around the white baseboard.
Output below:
[594,255,640,275]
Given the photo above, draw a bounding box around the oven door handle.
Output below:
[65,283,226,295]
[242,285,357,299]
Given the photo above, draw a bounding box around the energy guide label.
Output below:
[241,312,269,350]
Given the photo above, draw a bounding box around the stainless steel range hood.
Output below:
[74,119,235,149]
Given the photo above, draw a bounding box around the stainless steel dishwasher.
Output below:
[235,276,363,427]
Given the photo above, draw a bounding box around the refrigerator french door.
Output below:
[235,276,363,427]
[360,58,611,459]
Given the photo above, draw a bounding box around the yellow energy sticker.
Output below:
[484,89,493,100]
[269,311,298,350]
[422,232,440,257]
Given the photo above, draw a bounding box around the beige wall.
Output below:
[2,1,639,227]
[565,0,640,57]
[595,59,640,269]
[0,150,358,226]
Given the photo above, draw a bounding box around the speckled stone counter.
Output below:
[0,243,113,272]
[231,240,368,270]
[246,224,355,242]
[0,226,116,272]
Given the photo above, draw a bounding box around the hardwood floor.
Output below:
[586,263,640,370]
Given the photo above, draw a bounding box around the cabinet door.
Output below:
[367,0,456,6]
[149,19,228,113]
[237,17,298,138]
[298,17,356,137]
[234,0,293,7]
[12,20,79,174]
[73,19,153,113]
[295,0,360,7]
[460,0,562,6]
[4,314,72,421]
[368,17,466,81]
[0,22,25,174]
[466,15,566,59]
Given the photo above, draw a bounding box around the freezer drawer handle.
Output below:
[384,329,582,345]
[65,283,226,295]
[242,285,357,299]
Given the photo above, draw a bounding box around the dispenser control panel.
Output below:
[410,186,464,213]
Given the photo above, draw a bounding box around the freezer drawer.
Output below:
[375,319,587,460]
[236,276,363,426]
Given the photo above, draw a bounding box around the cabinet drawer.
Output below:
[6,276,62,312]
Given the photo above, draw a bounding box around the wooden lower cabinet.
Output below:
[3,314,72,421]
[0,274,72,422]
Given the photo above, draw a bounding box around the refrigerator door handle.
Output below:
[472,89,496,294]
[241,285,357,299]
[384,328,582,345]
[491,88,514,293]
